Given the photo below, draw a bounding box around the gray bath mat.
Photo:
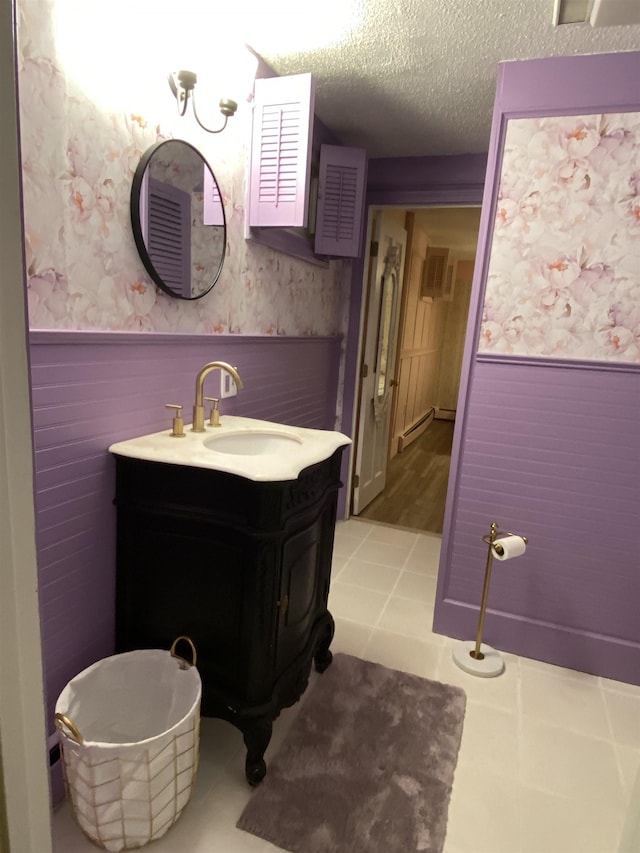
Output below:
[237,653,466,853]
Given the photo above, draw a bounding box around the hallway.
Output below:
[357,419,454,534]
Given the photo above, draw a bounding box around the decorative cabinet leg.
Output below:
[242,718,273,787]
[314,612,335,674]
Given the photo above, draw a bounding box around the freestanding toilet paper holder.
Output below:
[452,521,528,677]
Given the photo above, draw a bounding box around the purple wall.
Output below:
[433,52,640,684]
[30,330,342,801]
[436,357,640,681]
[366,153,488,205]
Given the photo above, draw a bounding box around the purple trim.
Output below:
[247,226,330,267]
[435,600,640,685]
[496,52,640,113]
[366,153,487,201]
[477,353,640,374]
[367,186,484,207]
[30,329,340,346]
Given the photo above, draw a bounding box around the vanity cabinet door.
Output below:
[115,508,252,696]
[275,501,336,676]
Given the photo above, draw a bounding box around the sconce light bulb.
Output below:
[219,98,238,118]
[177,70,197,92]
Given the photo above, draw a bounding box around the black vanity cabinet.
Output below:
[113,448,345,785]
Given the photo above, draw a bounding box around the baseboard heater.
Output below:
[397,407,435,453]
[435,407,456,421]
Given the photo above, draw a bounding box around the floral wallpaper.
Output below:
[480,113,640,363]
[17,0,350,337]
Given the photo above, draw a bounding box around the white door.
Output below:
[352,211,407,514]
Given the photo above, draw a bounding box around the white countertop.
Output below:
[109,415,352,482]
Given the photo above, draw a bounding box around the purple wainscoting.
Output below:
[30,330,342,802]
[434,51,640,684]
[338,152,487,514]
[432,358,640,683]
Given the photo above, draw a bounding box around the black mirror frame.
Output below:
[130,139,227,301]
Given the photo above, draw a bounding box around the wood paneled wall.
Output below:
[390,213,446,456]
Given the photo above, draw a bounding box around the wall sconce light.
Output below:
[168,70,238,133]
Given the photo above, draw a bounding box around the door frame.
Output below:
[0,1,52,850]
[338,157,486,520]
[347,202,484,520]
[351,210,407,515]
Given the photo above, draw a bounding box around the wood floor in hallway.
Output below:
[356,419,454,534]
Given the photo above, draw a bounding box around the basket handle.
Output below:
[170,635,197,669]
[55,713,84,745]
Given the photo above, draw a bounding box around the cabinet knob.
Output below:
[277,594,289,617]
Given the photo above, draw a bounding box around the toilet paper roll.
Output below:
[492,535,526,560]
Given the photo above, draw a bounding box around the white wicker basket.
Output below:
[55,638,201,852]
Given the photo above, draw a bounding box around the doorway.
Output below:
[351,210,407,515]
[350,205,481,534]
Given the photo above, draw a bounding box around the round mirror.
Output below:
[130,139,226,300]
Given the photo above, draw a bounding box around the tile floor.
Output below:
[52,519,640,853]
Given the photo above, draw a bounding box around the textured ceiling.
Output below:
[249,0,640,158]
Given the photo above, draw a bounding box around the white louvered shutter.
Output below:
[249,73,315,227]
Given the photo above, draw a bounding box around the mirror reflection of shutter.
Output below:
[147,177,191,298]
[421,246,450,299]
[442,260,457,302]
[249,73,315,227]
[314,145,367,257]
[203,167,224,226]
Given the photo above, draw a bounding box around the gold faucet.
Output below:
[192,361,244,432]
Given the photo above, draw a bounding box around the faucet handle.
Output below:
[204,397,220,428]
[165,404,185,438]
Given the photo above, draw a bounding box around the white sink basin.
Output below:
[203,429,302,456]
[109,416,351,482]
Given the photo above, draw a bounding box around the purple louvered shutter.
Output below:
[249,73,315,227]
[147,176,191,297]
[314,145,367,257]
[203,167,224,226]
